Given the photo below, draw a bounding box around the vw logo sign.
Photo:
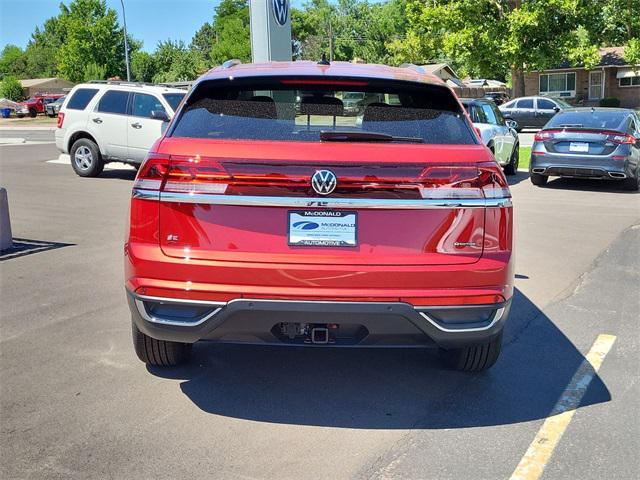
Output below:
[272,0,289,26]
[311,170,337,195]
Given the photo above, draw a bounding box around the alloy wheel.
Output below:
[74,146,93,171]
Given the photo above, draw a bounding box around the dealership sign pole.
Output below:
[249,0,292,62]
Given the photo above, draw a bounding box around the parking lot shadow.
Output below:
[506,170,530,186]
[147,288,611,430]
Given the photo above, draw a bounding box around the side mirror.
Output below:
[506,119,518,130]
[553,106,560,113]
[151,110,169,122]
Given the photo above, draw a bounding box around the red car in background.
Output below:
[16,93,65,118]
[125,61,514,372]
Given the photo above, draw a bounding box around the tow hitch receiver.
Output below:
[311,327,329,344]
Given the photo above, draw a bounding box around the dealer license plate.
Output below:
[288,210,357,247]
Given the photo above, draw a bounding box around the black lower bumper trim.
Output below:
[128,293,510,349]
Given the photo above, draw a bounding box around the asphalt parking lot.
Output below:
[1,135,639,479]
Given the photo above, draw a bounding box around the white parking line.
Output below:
[510,334,616,480]
[47,154,135,170]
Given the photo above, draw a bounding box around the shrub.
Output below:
[599,97,620,107]
[0,76,24,101]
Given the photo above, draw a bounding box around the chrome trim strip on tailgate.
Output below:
[132,189,511,208]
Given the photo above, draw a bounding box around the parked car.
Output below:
[529,108,640,190]
[342,92,385,115]
[45,95,66,117]
[499,96,571,130]
[483,92,510,106]
[16,93,65,118]
[461,98,520,175]
[126,61,514,372]
[55,81,186,176]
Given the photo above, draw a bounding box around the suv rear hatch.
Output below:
[136,76,508,266]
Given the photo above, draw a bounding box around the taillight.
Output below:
[606,133,635,144]
[417,163,510,200]
[163,155,229,194]
[133,153,170,191]
[534,130,558,141]
[56,113,64,128]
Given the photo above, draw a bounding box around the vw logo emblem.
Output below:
[311,170,337,195]
[272,0,289,26]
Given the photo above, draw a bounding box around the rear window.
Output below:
[163,93,185,111]
[170,78,476,144]
[547,111,628,130]
[66,88,99,110]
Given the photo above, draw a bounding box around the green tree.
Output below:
[131,51,157,82]
[0,76,24,101]
[56,0,130,82]
[191,22,216,61]
[209,0,251,64]
[392,1,594,96]
[624,38,640,71]
[0,45,27,78]
[152,40,206,83]
[82,62,107,81]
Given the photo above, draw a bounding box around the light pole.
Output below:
[120,0,131,81]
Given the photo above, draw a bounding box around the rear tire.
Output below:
[621,174,639,191]
[530,172,548,186]
[70,138,104,177]
[442,333,502,372]
[29,108,37,118]
[132,323,191,366]
[504,144,519,175]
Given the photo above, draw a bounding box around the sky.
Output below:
[0,0,308,53]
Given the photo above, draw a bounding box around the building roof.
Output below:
[202,61,445,86]
[19,78,74,87]
[549,46,628,70]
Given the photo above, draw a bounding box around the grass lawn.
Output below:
[519,146,531,171]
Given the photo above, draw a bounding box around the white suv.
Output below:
[55,82,186,177]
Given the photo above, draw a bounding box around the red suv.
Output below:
[125,61,514,372]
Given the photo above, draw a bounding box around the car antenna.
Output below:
[318,53,330,65]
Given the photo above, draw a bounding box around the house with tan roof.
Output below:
[523,47,640,108]
[19,78,75,97]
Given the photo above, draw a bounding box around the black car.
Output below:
[45,96,66,117]
[499,96,571,130]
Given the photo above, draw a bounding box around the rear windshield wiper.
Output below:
[319,130,424,143]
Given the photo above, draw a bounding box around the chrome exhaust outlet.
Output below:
[531,168,546,174]
[608,172,626,179]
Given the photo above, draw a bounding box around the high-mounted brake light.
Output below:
[56,112,65,129]
[280,79,369,87]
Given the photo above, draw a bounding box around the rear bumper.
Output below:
[530,152,635,179]
[128,291,510,349]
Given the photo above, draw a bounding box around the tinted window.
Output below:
[171,79,476,145]
[516,99,534,109]
[537,99,557,110]
[480,104,498,124]
[502,99,517,109]
[132,93,165,118]
[66,88,99,110]
[492,105,506,124]
[162,93,185,111]
[546,111,628,130]
[97,90,129,114]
